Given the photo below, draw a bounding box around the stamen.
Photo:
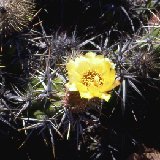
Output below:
[82,70,103,87]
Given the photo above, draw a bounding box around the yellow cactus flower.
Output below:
[66,52,120,101]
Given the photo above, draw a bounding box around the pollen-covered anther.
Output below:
[82,70,103,87]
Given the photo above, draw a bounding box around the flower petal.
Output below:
[65,83,78,91]
[66,52,120,102]
[101,93,111,102]
[76,82,88,92]
[80,92,93,99]
[84,52,96,58]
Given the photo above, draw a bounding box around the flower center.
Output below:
[82,70,103,87]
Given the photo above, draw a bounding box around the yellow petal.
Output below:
[96,54,105,59]
[66,60,76,71]
[101,93,111,102]
[65,83,78,91]
[80,92,93,99]
[75,56,86,64]
[76,82,88,92]
[112,79,121,88]
[88,86,100,96]
[68,72,81,83]
[76,61,91,74]
[84,52,96,58]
